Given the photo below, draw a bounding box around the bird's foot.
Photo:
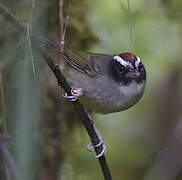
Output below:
[87,124,107,158]
[62,87,83,101]
[87,140,106,158]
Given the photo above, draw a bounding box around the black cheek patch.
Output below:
[110,60,133,85]
[110,60,146,85]
[135,64,146,83]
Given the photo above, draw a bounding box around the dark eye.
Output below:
[117,65,125,73]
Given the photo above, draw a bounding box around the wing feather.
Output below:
[63,51,107,77]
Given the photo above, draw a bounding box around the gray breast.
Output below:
[64,69,145,114]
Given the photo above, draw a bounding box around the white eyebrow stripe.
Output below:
[113,55,133,68]
[135,56,141,68]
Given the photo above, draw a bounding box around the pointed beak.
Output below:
[127,71,140,78]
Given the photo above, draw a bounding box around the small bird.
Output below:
[43,38,146,114]
[42,38,146,157]
[61,51,146,114]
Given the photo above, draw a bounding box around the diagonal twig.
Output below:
[0,4,113,180]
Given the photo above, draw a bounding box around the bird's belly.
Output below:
[65,71,144,114]
[80,84,143,114]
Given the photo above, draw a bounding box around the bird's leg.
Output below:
[87,123,107,158]
[62,87,83,101]
[63,89,106,158]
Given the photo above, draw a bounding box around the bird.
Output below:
[42,38,146,114]
[41,38,146,158]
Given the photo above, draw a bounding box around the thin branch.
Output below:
[59,0,64,52]
[127,0,133,52]
[26,23,36,77]
[29,0,36,76]
[0,4,112,180]
[35,37,113,180]
[59,0,70,52]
